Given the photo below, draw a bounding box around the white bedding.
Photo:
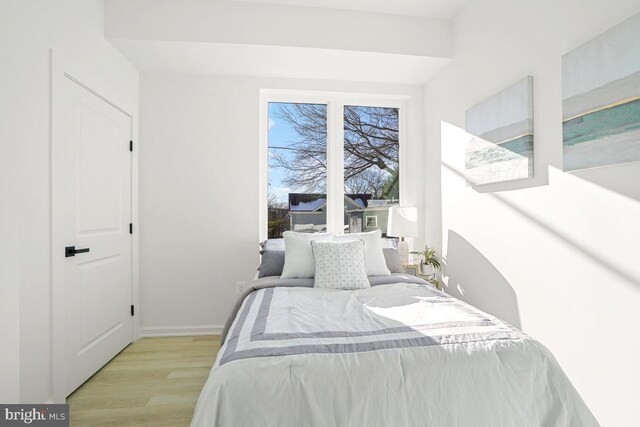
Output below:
[191,283,598,427]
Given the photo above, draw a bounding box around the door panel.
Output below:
[53,76,133,397]
[78,255,124,350]
[77,101,124,233]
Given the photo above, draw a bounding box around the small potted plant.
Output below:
[410,246,442,275]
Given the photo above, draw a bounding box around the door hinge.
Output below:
[130,305,135,316]
[129,140,133,152]
[129,223,133,234]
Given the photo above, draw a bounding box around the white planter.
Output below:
[421,264,435,275]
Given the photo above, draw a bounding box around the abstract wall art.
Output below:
[465,76,534,186]
[562,12,640,171]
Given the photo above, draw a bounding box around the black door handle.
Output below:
[65,246,90,258]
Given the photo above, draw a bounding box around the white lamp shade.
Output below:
[387,206,418,238]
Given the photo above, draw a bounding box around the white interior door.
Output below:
[53,75,133,397]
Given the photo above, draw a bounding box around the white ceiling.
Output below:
[110,39,450,85]
[229,0,468,18]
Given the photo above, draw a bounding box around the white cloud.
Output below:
[268,118,276,130]
[270,186,291,203]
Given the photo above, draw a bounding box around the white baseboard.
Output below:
[139,325,224,337]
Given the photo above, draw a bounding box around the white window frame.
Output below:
[259,89,408,240]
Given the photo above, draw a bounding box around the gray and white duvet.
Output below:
[192,278,598,426]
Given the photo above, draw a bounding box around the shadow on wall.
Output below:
[442,230,522,329]
[442,160,640,291]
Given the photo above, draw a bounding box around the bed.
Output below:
[191,274,598,426]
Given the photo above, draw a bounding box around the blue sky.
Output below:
[268,103,295,203]
[268,103,326,203]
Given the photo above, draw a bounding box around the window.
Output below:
[268,102,328,238]
[262,93,404,239]
[343,105,399,234]
[365,216,378,228]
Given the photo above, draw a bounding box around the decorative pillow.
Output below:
[280,231,335,279]
[335,229,391,276]
[382,248,404,273]
[257,250,285,278]
[311,240,370,290]
[259,238,285,254]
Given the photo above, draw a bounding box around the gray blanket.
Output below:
[220,273,430,345]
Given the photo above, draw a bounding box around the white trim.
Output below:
[258,93,269,242]
[139,325,224,337]
[131,103,140,345]
[51,51,69,404]
[50,50,139,403]
[328,99,343,233]
[259,89,408,240]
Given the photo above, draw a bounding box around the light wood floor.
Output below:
[67,335,220,427]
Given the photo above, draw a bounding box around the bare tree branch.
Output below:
[271,103,399,197]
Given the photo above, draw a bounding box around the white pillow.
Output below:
[280,231,335,279]
[335,229,391,276]
[311,240,370,290]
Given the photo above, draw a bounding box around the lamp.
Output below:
[387,206,418,265]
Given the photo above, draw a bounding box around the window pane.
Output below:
[343,105,399,235]
[268,102,328,238]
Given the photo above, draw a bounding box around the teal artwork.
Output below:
[465,77,534,186]
[562,13,640,171]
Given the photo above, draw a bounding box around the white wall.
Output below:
[0,134,20,402]
[106,0,451,58]
[0,0,138,403]
[139,74,424,335]
[424,1,640,425]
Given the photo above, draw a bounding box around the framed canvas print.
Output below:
[562,12,640,171]
[465,76,534,186]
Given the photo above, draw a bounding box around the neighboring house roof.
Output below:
[289,193,373,212]
[348,194,372,209]
[289,194,326,212]
[294,199,326,212]
[368,199,391,207]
